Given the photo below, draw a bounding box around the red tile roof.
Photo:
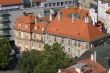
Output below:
[60,7,88,20]
[58,59,106,73]
[45,14,107,42]
[32,22,47,34]
[0,0,22,6]
[14,14,49,33]
[77,59,106,73]
[106,8,110,14]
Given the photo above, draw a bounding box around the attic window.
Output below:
[68,13,80,19]
[18,24,21,29]
[25,25,28,30]
[35,26,37,30]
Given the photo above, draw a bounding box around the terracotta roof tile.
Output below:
[33,22,47,34]
[58,59,106,73]
[45,14,107,42]
[77,59,106,73]
[0,0,22,6]
[14,14,48,33]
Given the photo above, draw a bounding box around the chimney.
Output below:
[72,14,75,23]
[58,11,62,21]
[38,13,41,18]
[42,28,44,33]
[58,69,62,73]
[50,8,54,15]
[84,16,89,24]
[91,53,94,61]
[49,13,53,21]
[66,5,69,9]
[35,17,38,24]
[91,51,97,63]
[79,5,81,10]
[23,12,27,16]
[94,51,97,63]
[49,9,53,21]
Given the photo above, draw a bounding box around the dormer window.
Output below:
[25,25,28,30]
[35,26,37,30]
[18,24,21,29]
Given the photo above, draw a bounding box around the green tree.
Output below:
[17,43,73,73]
[0,38,11,68]
[17,50,42,73]
[34,43,73,73]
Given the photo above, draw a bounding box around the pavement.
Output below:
[0,70,19,73]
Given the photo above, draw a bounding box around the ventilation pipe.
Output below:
[72,14,75,23]
[84,16,89,24]
[58,11,62,21]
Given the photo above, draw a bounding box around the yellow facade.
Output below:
[14,29,44,52]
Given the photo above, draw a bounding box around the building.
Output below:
[14,7,107,57]
[78,0,97,10]
[14,12,50,51]
[56,58,106,73]
[43,7,107,57]
[0,11,11,39]
[98,0,110,34]
[0,0,23,40]
[0,0,78,41]
[77,44,110,69]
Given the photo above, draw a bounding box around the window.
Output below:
[54,36,56,42]
[108,3,110,7]
[39,43,42,48]
[32,41,34,47]
[19,32,21,37]
[33,33,36,39]
[61,38,64,43]
[68,48,71,52]
[74,40,77,46]
[25,33,28,38]
[78,41,80,47]
[35,26,37,30]
[18,24,21,29]
[45,4,48,7]
[25,40,28,46]
[53,3,56,7]
[68,39,71,45]
[57,2,60,6]
[25,25,28,30]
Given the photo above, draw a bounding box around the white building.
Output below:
[98,0,110,34]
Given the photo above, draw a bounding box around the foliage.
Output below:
[0,38,11,68]
[17,42,73,73]
[17,50,42,73]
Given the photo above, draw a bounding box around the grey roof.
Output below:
[78,45,110,69]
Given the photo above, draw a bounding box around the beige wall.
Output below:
[14,29,44,52]
[43,34,90,58]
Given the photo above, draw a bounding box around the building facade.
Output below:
[78,0,97,10]
[98,0,110,34]
[0,11,11,39]
[14,7,107,58]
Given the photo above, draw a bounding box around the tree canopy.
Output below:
[17,42,74,73]
[0,38,11,68]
